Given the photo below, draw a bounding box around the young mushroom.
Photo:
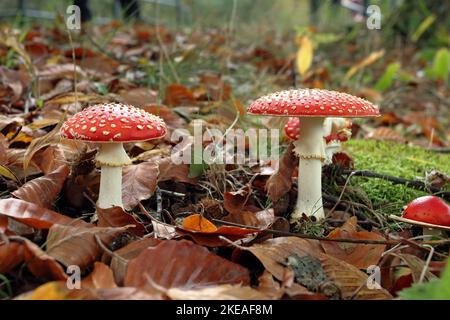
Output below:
[248,89,379,221]
[390,196,450,236]
[60,103,167,209]
[285,117,352,164]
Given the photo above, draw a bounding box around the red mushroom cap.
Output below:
[60,103,167,143]
[284,117,300,140]
[402,196,450,227]
[248,89,380,117]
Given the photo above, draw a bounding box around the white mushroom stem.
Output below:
[291,117,325,221]
[96,143,132,209]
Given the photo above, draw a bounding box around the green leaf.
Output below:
[426,48,450,82]
[188,149,208,178]
[411,14,436,42]
[374,62,400,91]
[399,259,450,300]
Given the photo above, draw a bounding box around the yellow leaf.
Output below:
[296,36,313,76]
[344,50,385,81]
[27,282,68,300]
[0,164,19,182]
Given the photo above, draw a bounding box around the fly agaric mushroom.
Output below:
[248,89,379,221]
[390,196,450,236]
[284,117,352,164]
[60,103,167,209]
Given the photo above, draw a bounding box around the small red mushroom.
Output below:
[390,196,450,236]
[60,103,167,209]
[403,196,450,227]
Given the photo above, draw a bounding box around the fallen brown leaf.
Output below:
[245,237,392,300]
[0,198,88,229]
[124,240,250,290]
[46,224,130,271]
[322,217,386,269]
[266,143,296,202]
[12,165,70,209]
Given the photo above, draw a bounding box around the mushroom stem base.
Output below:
[97,166,123,209]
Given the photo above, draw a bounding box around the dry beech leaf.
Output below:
[82,262,117,289]
[22,239,68,281]
[164,84,196,106]
[182,214,218,232]
[122,161,159,211]
[266,143,295,202]
[322,217,386,269]
[0,241,24,274]
[0,198,88,229]
[223,208,275,229]
[12,165,70,209]
[256,270,284,299]
[110,238,161,286]
[223,185,251,214]
[96,206,145,236]
[120,87,157,107]
[124,240,250,290]
[167,284,270,300]
[37,63,86,81]
[0,239,67,280]
[365,127,407,144]
[46,224,130,271]
[344,49,385,80]
[31,145,66,175]
[245,237,392,300]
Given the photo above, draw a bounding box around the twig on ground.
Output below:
[343,170,450,200]
[211,218,450,248]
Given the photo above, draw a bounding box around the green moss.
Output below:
[342,140,450,216]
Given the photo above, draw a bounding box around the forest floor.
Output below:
[0,20,449,300]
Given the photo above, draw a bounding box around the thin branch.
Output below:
[343,170,450,200]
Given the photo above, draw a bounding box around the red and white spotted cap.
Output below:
[60,103,167,143]
[248,89,380,117]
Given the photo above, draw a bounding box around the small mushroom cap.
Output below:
[60,103,167,143]
[248,89,380,117]
[284,117,300,140]
[402,196,450,227]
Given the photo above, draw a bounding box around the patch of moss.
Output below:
[343,140,449,216]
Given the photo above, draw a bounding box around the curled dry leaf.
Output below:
[0,198,88,229]
[30,145,66,175]
[122,161,159,211]
[12,165,70,209]
[245,237,392,300]
[122,157,194,211]
[321,217,386,269]
[124,240,250,290]
[82,262,117,289]
[266,143,295,202]
[223,185,252,214]
[96,206,145,236]
[46,224,130,271]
